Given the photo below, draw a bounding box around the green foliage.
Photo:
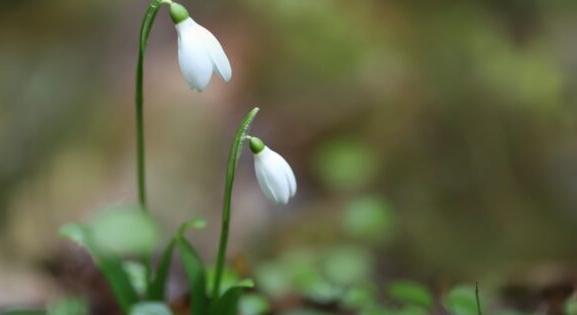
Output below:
[89,205,159,256]
[443,285,481,315]
[342,285,378,310]
[394,305,429,315]
[322,246,372,286]
[130,302,173,315]
[343,196,395,243]
[279,309,333,315]
[47,297,89,315]
[239,293,271,315]
[0,310,46,315]
[387,280,433,309]
[147,240,175,301]
[207,267,241,297]
[123,261,149,297]
[566,296,577,315]
[209,280,255,315]
[147,218,207,301]
[213,107,260,298]
[176,237,208,315]
[59,223,139,313]
[313,138,378,190]
[254,262,292,298]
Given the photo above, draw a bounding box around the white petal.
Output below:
[176,18,214,91]
[280,158,297,197]
[198,25,232,82]
[254,148,292,204]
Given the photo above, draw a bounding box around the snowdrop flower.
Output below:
[249,137,297,205]
[170,3,232,91]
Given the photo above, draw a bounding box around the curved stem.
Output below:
[212,107,260,299]
[135,0,166,210]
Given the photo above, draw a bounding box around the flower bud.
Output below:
[250,137,297,205]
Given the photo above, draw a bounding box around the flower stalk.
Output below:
[135,0,176,210]
[212,107,260,299]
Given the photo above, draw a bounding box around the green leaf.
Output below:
[147,218,207,301]
[394,305,430,315]
[89,205,159,256]
[95,255,140,312]
[313,138,378,190]
[47,297,89,315]
[177,237,209,315]
[207,267,241,297]
[213,107,260,298]
[567,296,577,315]
[387,280,433,309]
[1,310,46,315]
[147,240,175,301]
[59,223,139,313]
[59,224,88,247]
[343,196,395,243]
[210,280,254,315]
[130,302,173,315]
[123,261,149,296]
[443,285,480,315]
[239,293,271,315]
[323,246,372,286]
[342,285,378,310]
[254,262,291,298]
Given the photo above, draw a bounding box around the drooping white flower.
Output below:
[249,137,297,205]
[170,3,232,91]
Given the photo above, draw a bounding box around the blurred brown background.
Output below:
[1,0,577,311]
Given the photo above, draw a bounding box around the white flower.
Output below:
[250,137,297,205]
[170,3,232,91]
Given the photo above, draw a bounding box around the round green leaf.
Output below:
[90,205,159,256]
[387,280,433,309]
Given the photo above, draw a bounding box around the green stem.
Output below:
[475,281,482,315]
[135,0,169,291]
[135,0,166,210]
[212,107,260,299]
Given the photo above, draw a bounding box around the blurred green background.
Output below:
[2,0,577,312]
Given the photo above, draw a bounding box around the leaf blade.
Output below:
[210,280,254,315]
[177,237,209,315]
[59,224,139,313]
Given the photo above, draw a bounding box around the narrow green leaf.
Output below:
[146,240,175,300]
[124,261,149,297]
[210,280,255,315]
[177,237,208,315]
[59,223,139,313]
[147,218,207,300]
[95,254,140,312]
[213,107,260,298]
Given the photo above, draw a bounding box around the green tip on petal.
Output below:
[249,137,266,154]
[169,2,190,24]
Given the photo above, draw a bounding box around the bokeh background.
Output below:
[2,0,577,313]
